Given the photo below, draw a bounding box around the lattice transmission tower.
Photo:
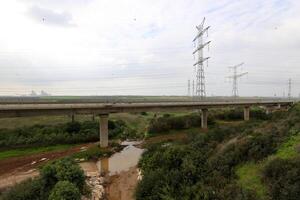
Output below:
[187,79,191,96]
[227,63,248,98]
[192,80,195,96]
[288,78,292,99]
[193,18,211,99]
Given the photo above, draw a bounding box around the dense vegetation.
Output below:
[0,107,269,149]
[136,104,300,200]
[214,107,270,121]
[148,113,215,134]
[0,119,131,149]
[0,158,88,200]
[263,157,300,200]
[148,107,269,135]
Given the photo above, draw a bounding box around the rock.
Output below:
[85,175,106,199]
[86,172,98,177]
[80,147,87,152]
[99,177,105,184]
[31,161,37,165]
[40,158,47,162]
[27,169,36,173]
[137,168,143,181]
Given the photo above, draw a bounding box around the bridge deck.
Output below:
[0,100,293,118]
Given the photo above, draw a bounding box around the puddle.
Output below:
[96,141,144,175]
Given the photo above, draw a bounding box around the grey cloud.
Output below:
[28,6,75,27]
[21,0,94,6]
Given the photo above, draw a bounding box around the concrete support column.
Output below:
[266,107,272,115]
[244,107,250,121]
[201,108,208,129]
[99,114,109,148]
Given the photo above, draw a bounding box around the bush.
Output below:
[72,145,113,160]
[1,158,86,200]
[263,157,300,200]
[0,119,128,149]
[65,122,81,133]
[0,178,43,200]
[140,112,148,116]
[215,108,243,121]
[215,107,270,121]
[48,181,81,200]
[136,104,300,199]
[41,158,85,192]
[148,113,215,134]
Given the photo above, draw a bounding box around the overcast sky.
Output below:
[0,0,299,96]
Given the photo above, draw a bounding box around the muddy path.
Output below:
[0,143,93,190]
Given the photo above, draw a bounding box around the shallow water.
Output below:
[96,141,144,175]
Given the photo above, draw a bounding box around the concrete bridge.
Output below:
[0,100,293,147]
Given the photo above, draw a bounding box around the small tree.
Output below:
[48,181,80,200]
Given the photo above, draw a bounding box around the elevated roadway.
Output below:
[0,100,293,147]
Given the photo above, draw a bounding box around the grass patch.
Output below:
[72,142,122,160]
[72,145,109,160]
[236,132,300,199]
[0,144,74,160]
[236,162,267,199]
[276,133,300,159]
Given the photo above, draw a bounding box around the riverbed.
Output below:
[80,141,145,200]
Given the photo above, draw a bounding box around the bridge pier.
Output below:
[99,114,109,148]
[201,108,208,129]
[265,107,272,115]
[244,107,250,121]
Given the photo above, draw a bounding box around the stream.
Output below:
[80,141,145,200]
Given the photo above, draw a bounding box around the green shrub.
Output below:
[215,107,270,121]
[41,158,85,192]
[148,113,215,134]
[215,108,243,121]
[1,158,87,200]
[0,119,128,149]
[65,122,81,133]
[48,181,81,200]
[263,157,300,200]
[73,145,113,160]
[140,112,148,116]
[136,104,300,199]
[0,178,43,200]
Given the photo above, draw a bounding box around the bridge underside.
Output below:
[0,101,293,147]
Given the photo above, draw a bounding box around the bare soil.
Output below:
[0,143,93,190]
[106,166,139,200]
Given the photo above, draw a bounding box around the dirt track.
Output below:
[0,143,93,190]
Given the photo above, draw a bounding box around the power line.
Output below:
[193,17,211,99]
[227,62,248,98]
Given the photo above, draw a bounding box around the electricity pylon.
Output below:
[188,79,191,96]
[193,17,210,99]
[288,78,291,99]
[227,62,248,98]
[192,80,195,96]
